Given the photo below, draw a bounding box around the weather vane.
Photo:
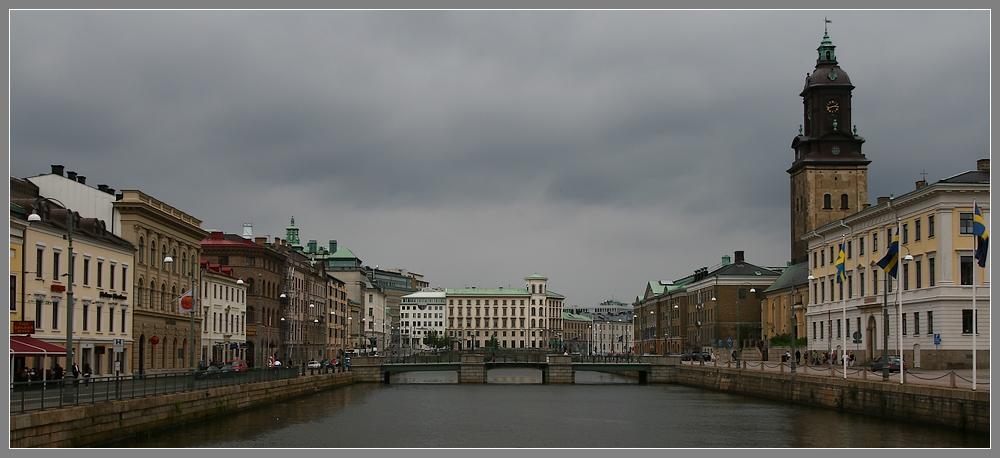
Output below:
[825,17,832,33]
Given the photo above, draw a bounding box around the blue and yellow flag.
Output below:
[973,202,989,267]
[876,229,899,278]
[835,243,847,284]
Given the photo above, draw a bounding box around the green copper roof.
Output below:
[525,273,548,279]
[562,311,593,322]
[447,287,530,296]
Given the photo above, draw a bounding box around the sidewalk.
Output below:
[680,359,990,391]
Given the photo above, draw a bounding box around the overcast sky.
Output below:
[9,10,990,307]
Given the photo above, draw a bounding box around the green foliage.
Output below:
[770,333,792,346]
[486,333,500,349]
[422,330,453,350]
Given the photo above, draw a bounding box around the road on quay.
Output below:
[680,359,990,391]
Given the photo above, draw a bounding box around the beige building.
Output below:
[805,160,990,369]
[201,263,247,364]
[562,311,592,354]
[446,274,565,351]
[13,194,135,376]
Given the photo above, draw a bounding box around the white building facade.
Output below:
[201,264,247,365]
[400,288,447,352]
[805,160,990,369]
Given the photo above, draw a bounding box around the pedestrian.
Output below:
[795,350,801,365]
[53,363,64,380]
[785,351,791,363]
[83,363,92,386]
[849,351,856,367]
[71,361,81,386]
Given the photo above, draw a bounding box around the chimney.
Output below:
[105,187,115,195]
[734,250,745,264]
[862,203,871,210]
[115,193,123,201]
[51,165,65,176]
[274,237,281,247]
[916,180,927,190]
[721,255,731,266]
[211,231,224,240]
[97,184,109,192]
[877,196,891,205]
[255,237,267,246]
[76,175,86,185]
[308,240,317,253]
[329,240,338,253]
[977,158,990,171]
[67,171,77,181]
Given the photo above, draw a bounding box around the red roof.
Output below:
[10,335,67,356]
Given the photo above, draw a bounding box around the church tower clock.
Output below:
[789,25,870,263]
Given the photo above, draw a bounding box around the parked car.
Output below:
[307,360,321,369]
[196,365,223,380]
[223,360,248,373]
[871,356,907,373]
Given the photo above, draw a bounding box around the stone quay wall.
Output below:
[11,371,355,448]
[674,365,989,433]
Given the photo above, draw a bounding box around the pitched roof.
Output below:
[762,261,811,293]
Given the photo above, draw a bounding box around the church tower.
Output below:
[789,24,870,263]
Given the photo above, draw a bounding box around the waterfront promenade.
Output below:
[679,358,990,391]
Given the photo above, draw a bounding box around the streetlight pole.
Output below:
[256,274,262,369]
[28,199,76,403]
[163,249,197,388]
[696,303,705,365]
[737,282,756,366]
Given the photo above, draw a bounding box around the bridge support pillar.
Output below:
[351,357,384,383]
[647,355,679,384]
[544,355,573,384]
[460,354,485,384]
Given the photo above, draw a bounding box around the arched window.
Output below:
[137,279,144,306]
[531,284,536,294]
[138,237,145,263]
[171,286,177,312]
[841,194,849,210]
[247,306,256,324]
[161,245,167,269]
[823,194,832,209]
[150,240,157,268]
[531,307,536,316]
[531,319,536,327]
[149,278,156,308]
[161,283,167,310]
[182,252,187,276]
[171,249,177,272]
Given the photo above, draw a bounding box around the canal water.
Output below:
[115,369,988,448]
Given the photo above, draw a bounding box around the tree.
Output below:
[486,333,499,350]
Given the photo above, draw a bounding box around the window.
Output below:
[859,271,865,296]
[847,240,852,259]
[962,309,978,334]
[53,251,60,281]
[840,194,849,210]
[859,236,864,254]
[915,260,922,289]
[138,237,144,263]
[872,270,878,295]
[738,288,747,300]
[929,258,936,286]
[959,212,974,234]
[903,263,910,291]
[9,274,15,312]
[97,260,103,287]
[51,300,59,330]
[109,306,114,332]
[246,257,255,266]
[122,266,127,292]
[902,313,907,335]
[137,279,143,306]
[83,302,89,330]
[821,250,825,266]
[847,274,853,298]
[914,312,920,335]
[960,256,973,285]
[36,247,44,279]
[150,241,156,268]
[813,251,818,268]
[823,194,832,209]
[96,304,102,331]
[873,232,878,252]
[902,223,909,244]
[83,258,90,285]
[35,298,43,328]
[927,311,933,334]
[110,264,116,290]
[820,281,825,302]
[928,215,935,238]
[915,219,922,241]
[837,319,841,338]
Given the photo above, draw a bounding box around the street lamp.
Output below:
[27,198,76,403]
[163,250,197,388]
[696,302,706,365]
[736,282,756,366]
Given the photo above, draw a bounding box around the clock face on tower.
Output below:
[826,99,840,114]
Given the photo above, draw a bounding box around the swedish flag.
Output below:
[973,202,989,267]
[876,229,899,278]
[835,243,847,284]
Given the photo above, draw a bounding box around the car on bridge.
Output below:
[870,356,907,373]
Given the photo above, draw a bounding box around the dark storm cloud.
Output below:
[9,10,989,306]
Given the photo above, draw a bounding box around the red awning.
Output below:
[10,335,67,357]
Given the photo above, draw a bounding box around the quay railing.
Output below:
[10,366,300,413]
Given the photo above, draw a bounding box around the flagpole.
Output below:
[842,236,848,379]
[896,218,904,384]
[972,199,977,391]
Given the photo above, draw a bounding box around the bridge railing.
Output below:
[572,355,651,364]
[10,367,300,413]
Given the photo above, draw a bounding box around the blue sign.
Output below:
[230,343,238,350]
[726,337,733,348]
[934,334,941,345]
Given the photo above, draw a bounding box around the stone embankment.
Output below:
[11,371,354,448]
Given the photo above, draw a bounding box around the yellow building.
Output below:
[805,160,989,369]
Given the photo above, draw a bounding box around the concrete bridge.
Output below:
[352,354,679,384]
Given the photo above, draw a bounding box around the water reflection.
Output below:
[114,382,988,448]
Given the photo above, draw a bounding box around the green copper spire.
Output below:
[817,18,837,63]
[285,216,301,248]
